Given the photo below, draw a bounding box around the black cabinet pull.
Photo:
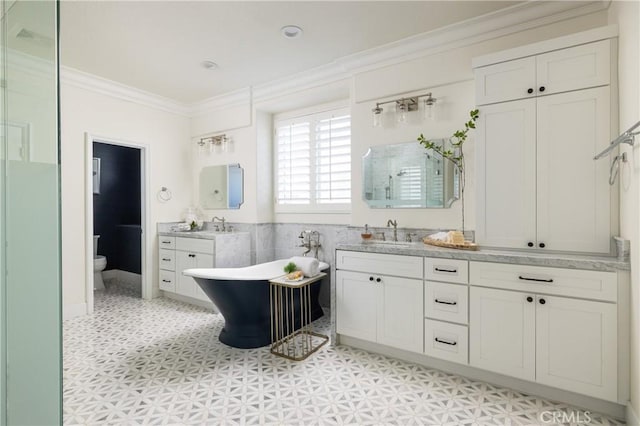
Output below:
[539,298,546,305]
[435,337,457,346]
[539,243,546,248]
[434,299,457,306]
[539,86,546,92]
[162,258,171,261]
[162,279,171,283]
[188,254,196,258]
[434,267,457,273]
[527,242,534,247]
[518,275,553,283]
[161,241,171,244]
[527,88,534,94]
[369,276,374,281]
[526,296,533,303]
[376,277,381,283]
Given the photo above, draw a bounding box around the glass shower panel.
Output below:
[2,0,61,424]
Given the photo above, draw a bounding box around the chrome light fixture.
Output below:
[371,92,437,128]
[198,134,228,154]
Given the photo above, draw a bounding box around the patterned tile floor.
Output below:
[64,285,625,425]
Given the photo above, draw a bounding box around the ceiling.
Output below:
[58,1,524,104]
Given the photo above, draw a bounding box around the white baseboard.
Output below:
[163,291,218,312]
[628,402,640,426]
[63,302,87,320]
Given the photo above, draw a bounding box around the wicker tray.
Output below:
[423,237,479,251]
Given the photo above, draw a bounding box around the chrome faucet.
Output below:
[212,216,226,232]
[387,219,398,241]
[298,230,321,257]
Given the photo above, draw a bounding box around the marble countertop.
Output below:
[158,230,249,240]
[336,242,630,272]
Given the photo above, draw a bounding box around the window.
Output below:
[275,107,351,210]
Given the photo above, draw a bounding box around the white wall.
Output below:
[60,83,191,313]
[608,1,640,420]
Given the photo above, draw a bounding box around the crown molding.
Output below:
[189,87,252,116]
[60,0,610,117]
[60,66,191,117]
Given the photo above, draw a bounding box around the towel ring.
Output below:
[157,187,172,202]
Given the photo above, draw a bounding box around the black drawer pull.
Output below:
[435,337,457,346]
[188,254,196,258]
[434,267,457,273]
[161,241,171,244]
[518,275,553,283]
[162,279,171,283]
[162,258,171,261]
[434,299,457,306]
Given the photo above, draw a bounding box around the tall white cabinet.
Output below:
[474,36,615,253]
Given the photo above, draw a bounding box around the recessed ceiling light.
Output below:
[281,25,303,39]
[201,60,219,70]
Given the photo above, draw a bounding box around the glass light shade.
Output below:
[423,97,437,121]
[396,103,408,125]
[372,106,383,127]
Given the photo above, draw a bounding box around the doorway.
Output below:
[85,134,149,313]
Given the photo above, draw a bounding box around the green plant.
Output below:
[418,109,479,232]
[283,262,297,274]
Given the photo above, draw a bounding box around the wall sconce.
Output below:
[198,134,228,154]
[371,92,437,127]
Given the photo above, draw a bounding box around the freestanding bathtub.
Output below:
[183,259,329,349]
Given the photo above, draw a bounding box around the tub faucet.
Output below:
[212,216,226,232]
[299,230,321,257]
[387,219,398,241]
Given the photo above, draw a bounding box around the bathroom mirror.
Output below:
[199,164,244,209]
[362,139,459,208]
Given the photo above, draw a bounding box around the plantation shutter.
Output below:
[275,107,351,208]
[315,114,351,204]
[276,121,311,204]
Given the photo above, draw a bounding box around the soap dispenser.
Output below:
[361,224,372,240]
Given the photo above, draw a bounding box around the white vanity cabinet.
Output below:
[157,232,251,307]
[175,238,215,302]
[423,258,470,365]
[335,250,423,353]
[475,35,614,253]
[469,262,618,401]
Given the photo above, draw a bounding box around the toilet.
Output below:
[93,235,106,290]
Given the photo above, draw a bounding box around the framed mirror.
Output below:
[199,164,244,209]
[362,139,458,208]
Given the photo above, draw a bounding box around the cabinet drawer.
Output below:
[159,236,175,249]
[159,249,175,271]
[424,319,468,364]
[425,258,468,284]
[336,250,423,279]
[159,270,176,292]
[425,282,468,324]
[469,262,616,302]
[176,237,214,254]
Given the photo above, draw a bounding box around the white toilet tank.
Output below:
[93,235,100,258]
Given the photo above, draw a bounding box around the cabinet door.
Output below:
[336,270,377,342]
[536,87,611,253]
[475,57,536,105]
[470,287,535,381]
[176,251,198,297]
[536,40,610,96]
[377,276,423,353]
[193,253,214,302]
[536,295,617,401]
[476,99,537,249]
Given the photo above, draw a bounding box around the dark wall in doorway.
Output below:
[93,142,141,274]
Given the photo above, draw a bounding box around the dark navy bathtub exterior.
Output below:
[193,277,324,349]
